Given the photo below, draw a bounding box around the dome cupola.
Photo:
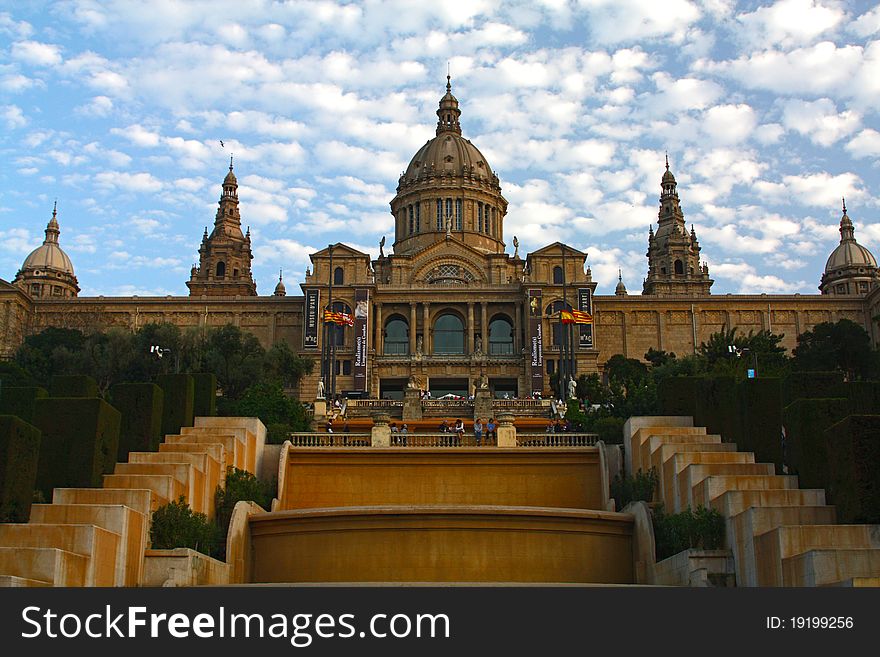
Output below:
[13,202,80,298]
[820,199,880,296]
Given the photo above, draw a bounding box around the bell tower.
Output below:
[187,159,257,297]
[642,157,713,296]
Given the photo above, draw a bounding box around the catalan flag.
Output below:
[323,309,354,326]
[560,310,592,324]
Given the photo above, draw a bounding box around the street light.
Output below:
[727,345,758,378]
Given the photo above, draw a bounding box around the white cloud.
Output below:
[736,0,844,48]
[1,104,28,129]
[11,40,62,66]
[781,98,860,146]
[701,104,757,145]
[579,0,702,45]
[846,129,880,158]
[75,95,114,117]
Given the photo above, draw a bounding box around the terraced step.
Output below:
[0,524,119,586]
[0,547,89,586]
[754,525,880,586]
[651,444,737,500]
[675,462,775,512]
[52,488,158,516]
[29,503,147,586]
[113,462,204,513]
[164,434,244,471]
[730,506,838,588]
[629,425,706,473]
[181,426,255,473]
[158,442,227,475]
[641,433,723,475]
[692,475,800,509]
[0,575,52,587]
[102,474,182,508]
[784,549,880,586]
[711,489,827,518]
[127,451,221,518]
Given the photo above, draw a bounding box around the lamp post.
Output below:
[728,345,758,378]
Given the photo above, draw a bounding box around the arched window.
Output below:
[477,203,483,233]
[216,261,226,278]
[327,301,350,347]
[436,199,443,230]
[674,260,684,275]
[489,316,514,355]
[408,205,414,234]
[455,199,462,230]
[545,300,573,346]
[434,313,464,354]
[553,266,564,284]
[334,267,344,285]
[384,316,409,355]
[415,202,421,232]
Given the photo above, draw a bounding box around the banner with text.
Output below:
[578,287,594,349]
[304,289,320,349]
[353,289,369,392]
[528,289,543,395]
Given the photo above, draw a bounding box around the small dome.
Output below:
[21,206,75,276]
[615,270,628,296]
[824,204,877,273]
[273,270,286,296]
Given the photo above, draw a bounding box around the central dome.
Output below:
[387,77,508,257]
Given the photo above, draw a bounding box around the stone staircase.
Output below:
[0,417,263,587]
[625,416,880,587]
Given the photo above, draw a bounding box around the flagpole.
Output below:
[328,244,336,400]
[560,246,568,400]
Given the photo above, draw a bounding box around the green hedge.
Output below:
[738,378,783,469]
[825,415,880,524]
[191,373,217,418]
[783,397,849,492]
[658,377,702,418]
[844,382,880,415]
[156,374,195,438]
[0,386,48,425]
[49,374,99,398]
[32,398,121,498]
[110,383,164,462]
[0,415,41,522]
[782,371,844,406]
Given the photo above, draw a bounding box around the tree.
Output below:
[265,341,314,389]
[575,373,608,405]
[233,381,309,432]
[204,324,265,399]
[644,348,675,368]
[604,354,648,386]
[792,319,879,380]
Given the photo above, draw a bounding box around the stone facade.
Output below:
[2,81,878,399]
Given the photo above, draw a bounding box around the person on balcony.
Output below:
[454,418,464,445]
[400,424,408,446]
[474,417,483,446]
[486,418,497,443]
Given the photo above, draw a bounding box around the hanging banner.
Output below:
[578,287,594,349]
[353,289,369,392]
[304,289,320,349]
[528,289,543,395]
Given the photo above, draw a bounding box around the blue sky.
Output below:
[1,0,879,297]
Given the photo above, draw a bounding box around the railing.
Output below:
[516,433,599,447]
[287,433,371,447]
[421,400,475,417]
[390,433,498,447]
[346,400,404,409]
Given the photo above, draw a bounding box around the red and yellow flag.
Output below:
[560,310,592,324]
[323,310,354,326]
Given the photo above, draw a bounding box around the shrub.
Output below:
[32,397,121,498]
[825,415,880,523]
[267,423,291,445]
[232,382,309,434]
[594,416,625,444]
[150,496,222,559]
[215,467,274,539]
[192,373,217,418]
[0,415,41,522]
[0,386,48,425]
[782,371,844,406]
[611,467,658,510]
[49,374,99,398]
[783,397,849,491]
[110,383,163,461]
[653,506,725,561]
[156,373,195,437]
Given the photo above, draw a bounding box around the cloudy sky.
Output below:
[1,0,879,297]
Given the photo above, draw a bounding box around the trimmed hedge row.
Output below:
[658,376,784,469]
[782,371,844,406]
[49,374,98,398]
[110,383,164,462]
[32,398,121,498]
[192,373,217,418]
[0,415,41,522]
[0,386,48,425]
[782,397,849,492]
[156,374,195,438]
[825,415,880,523]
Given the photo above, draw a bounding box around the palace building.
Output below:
[2,79,879,400]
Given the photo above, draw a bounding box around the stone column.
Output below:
[409,302,417,354]
[403,386,423,420]
[474,388,492,422]
[422,302,430,354]
[371,412,391,447]
[467,302,475,353]
[481,302,488,352]
[375,302,383,355]
[496,413,516,447]
[514,300,522,353]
